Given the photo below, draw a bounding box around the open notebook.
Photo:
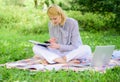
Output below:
[29,40,51,47]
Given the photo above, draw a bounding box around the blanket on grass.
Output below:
[0,50,120,73]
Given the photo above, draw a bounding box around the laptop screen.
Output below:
[91,45,115,67]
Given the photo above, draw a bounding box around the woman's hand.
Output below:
[49,42,60,49]
[49,38,57,43]
[48,38,60,49]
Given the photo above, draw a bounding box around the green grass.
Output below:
[0,65,120,82]
[0,29,49,63]
[0,0,120,81]
[80,30,120,51]
[0,29,120,82]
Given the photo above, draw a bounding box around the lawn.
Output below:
[0,0,120,81]
[0,29,120,82]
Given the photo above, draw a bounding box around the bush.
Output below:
[0,3,116,33]
[4,0,25,6]
[0,11,20,29]
[67,11,115,32]
[0,4,49,34]
[18,11,49,34]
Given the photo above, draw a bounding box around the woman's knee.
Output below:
[33,45,38,53]
[32,45,44,58]
[84,45,92,55]
[33,45,44,52]
[79,45,92,55]
[32,45,43,55]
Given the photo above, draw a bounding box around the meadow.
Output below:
[0,29,120,82]
[0,0,120,82]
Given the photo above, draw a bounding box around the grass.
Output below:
[0,29,120,82]
[0,65,120,82]
[0,0,120,81]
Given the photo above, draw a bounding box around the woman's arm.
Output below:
[59,20,82,52]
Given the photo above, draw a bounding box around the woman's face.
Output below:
[49,15,61,25]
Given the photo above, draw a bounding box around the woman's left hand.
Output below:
[49,42,60,49]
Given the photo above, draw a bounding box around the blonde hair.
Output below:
[47,4,66,26]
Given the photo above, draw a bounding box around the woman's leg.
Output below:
[65,45,92,62]
[53,57,66,63]
[32,55,48,65]
[33,45,66,64]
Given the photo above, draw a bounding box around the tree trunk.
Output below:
[34,0,38,8]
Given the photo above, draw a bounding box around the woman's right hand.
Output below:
[49,37,57,43]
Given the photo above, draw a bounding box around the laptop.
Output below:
[69,45,115,67]
[91,45,115,67]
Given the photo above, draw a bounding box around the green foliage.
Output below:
[4,0,25,6]
[67,0,119,13]
[0,2,49,34]
[67,11,115,32]
[66,0,120,33]
[0,0,118,33]
[0,7,20,29]
[18,11,49,34]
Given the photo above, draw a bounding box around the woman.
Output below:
[33,5,92,64]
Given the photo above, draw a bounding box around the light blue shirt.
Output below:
[48,17,82,52]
